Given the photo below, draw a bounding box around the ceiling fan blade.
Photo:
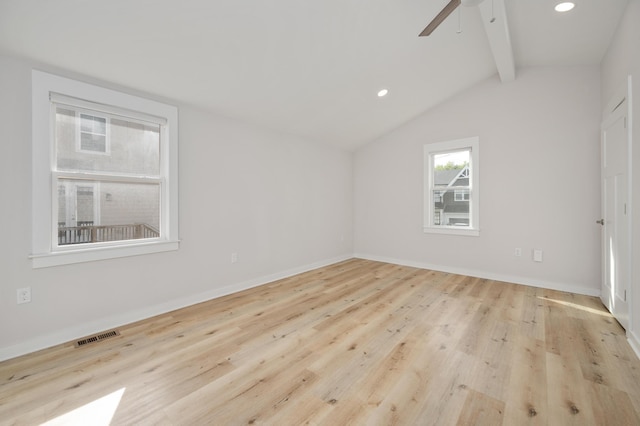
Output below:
[419,0,461,37]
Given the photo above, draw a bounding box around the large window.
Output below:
[32,71,179,267]
[424,137,479,236]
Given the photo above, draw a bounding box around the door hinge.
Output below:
[625,290,627,301]
[625,117,627,128]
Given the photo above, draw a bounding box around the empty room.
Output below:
[1,0,640,424]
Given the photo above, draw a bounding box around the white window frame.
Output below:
[424,137,479,237]
[31,70,179,268]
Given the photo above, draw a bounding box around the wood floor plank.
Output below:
[502,334,548,425]
[519,286,546,341]
[411,345,476,425]
[545,351,598,425]
[2,259,640,425]
[587,381,640,426]
[468,319,515,402]
[456,389,505,426]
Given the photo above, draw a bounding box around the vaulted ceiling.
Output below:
[0,0,629,150]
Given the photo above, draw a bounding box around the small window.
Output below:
[424,137,479,236]
[78,113,109,153]
[434,211,441,225]
[454,190,469,202]
[31,70,179,268]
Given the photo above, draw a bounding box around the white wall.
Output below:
[0,55,353,361]
[354,66,602,295]
[600,0,640,353]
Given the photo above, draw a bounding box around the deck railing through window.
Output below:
[58,223,160,245]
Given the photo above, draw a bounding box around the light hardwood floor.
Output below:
[2,259,640,425]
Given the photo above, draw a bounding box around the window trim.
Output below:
[31,70,179,268]
[424,137,480,237]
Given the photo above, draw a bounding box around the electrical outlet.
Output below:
[231,252,238,263]
[533,249,543,262]
[514,248,522,257]
[17,287,31,304]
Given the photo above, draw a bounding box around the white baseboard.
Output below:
[628,331,640,360]
[354,253,601,297]
[0,254,353,362]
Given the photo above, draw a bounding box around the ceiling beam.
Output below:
[478,0,515,82]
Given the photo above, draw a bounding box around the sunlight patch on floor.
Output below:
[41,387,125,426]
[539,297,612,317]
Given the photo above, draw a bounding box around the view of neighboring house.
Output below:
[433,165,470,227]
[55,106,161,245]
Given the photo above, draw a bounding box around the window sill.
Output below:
[423,227,480,237]
[30,240,180,268]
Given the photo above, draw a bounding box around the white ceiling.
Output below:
[0,0,629,150]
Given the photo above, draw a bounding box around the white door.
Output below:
[600,78,631,330]
[57,181,99,227]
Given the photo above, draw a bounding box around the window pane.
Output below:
[432,189,443,226]
[80,114,106,135]
[57,179,160,246]
[431,149,471,228]
[75,185,95,225]
[433,151,469,189]
[56,107,160,176]
[433,150,469,171]
[431,189,470,227]
[57,185,66,227]
[454,189,470,201]
[80,132,106,152]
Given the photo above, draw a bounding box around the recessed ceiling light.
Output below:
[377,89,389,97]
[555,2,575,12]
